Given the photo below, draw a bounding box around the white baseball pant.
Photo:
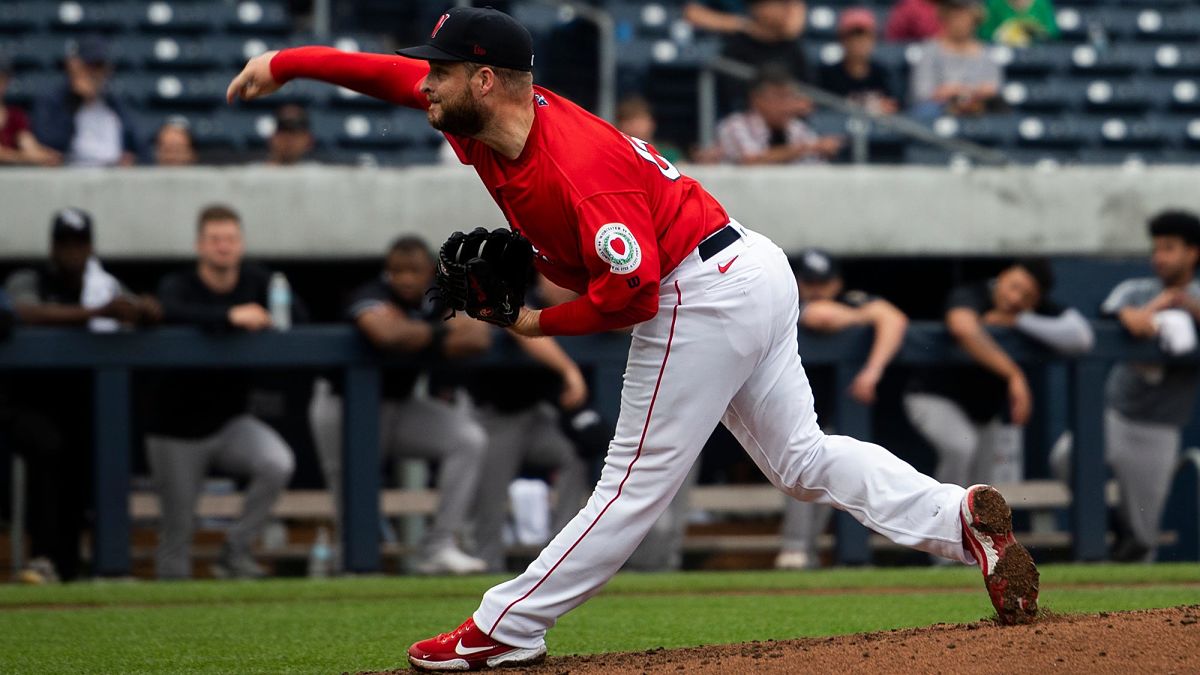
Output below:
[474,226,971,649]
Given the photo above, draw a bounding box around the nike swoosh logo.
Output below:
[717,256,738,274]
[455,640,494,656]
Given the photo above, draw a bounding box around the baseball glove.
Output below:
[435,227,533,327]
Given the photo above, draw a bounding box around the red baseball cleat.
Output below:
[408,617,547,671]
[960,484,1040,625]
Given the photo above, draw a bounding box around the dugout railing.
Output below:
[1,322,1197,576]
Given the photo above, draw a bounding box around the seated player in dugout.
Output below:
[465,273,605,574]
[776,249,909,570]
[904,258,1094,492]
[308,235,493,575]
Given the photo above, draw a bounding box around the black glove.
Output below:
[435,227,533,327]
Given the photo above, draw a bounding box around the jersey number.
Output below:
[625,135,681,181]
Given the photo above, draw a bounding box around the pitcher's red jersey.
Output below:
[272,48,730,335]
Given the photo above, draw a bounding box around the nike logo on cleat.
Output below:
[455,640,493,656]
[718,256,738,274]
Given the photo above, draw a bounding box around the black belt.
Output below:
[698,224,741,262]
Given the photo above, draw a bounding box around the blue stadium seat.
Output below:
[510,3,566,35]
[3,70,60,107]
[224,0,291,35]
[1002,78,1088,113]
[137,110,239,149]
[1089,116,1166,148]
[1132,9,1200,43]
[1164,79,1200,113]
[106,72,161,106]
[114,35,225,71]
[219,109,277,148]
[1005,44,1074,77]
[1068,44,1154,76]
[49,1,135,32]
[805,5,839,41]
[319,111,407,150]
[1081,79,1160,113]
[1152,45,1200,76]
[1000,148,1077,167]
[5,34,70,71]
[609,2,683,40]
[0,2,57,33]
[139,2,219,33]
[932,115,1020,146]
[145,72,229,107]
[392,107,444,148]
[1153,115,1200,148]
[1012,115,1096,149]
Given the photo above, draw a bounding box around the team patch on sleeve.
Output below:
[594,223,642,275]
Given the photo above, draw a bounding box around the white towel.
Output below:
[1154,308,1198,356]
[81,256,122,333]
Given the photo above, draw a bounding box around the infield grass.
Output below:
[2,563,1198,674]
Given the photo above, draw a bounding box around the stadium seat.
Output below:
[1090,116,1167,148]
[1068,44,1154,76]
[932,115,1020,146]
[146,72,229,107]
[1132,9,1200,43]
[6,34,71,71]
[0,2,57,33]
[510,3,565,35]
[1002,78,1089,113]
[1152,45,1200,76]
[1013,115,1096,149]
[224,0,291,35]
[49,1,134,32]
[1081,79,1162,114]
[138,2,218,33]
[321,111,408,150]
[1005,44,1074,77]
[1165,79,1200,113]
[3,70,60,107]
[608,2,683,40]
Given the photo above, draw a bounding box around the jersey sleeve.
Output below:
[270,47,430,109]
[538,191,661,336]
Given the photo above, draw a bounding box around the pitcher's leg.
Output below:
[726,349,970,563]
[474,284,751,649]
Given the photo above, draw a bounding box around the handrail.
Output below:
[535,0,617,122]
[700,56,1011,166]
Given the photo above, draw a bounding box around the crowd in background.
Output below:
[2,203,1197,582]
[0,0,1055,169]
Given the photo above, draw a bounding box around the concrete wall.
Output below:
[3,164,1199,259]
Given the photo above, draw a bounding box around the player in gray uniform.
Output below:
[308,236,491,574]
[465,278,592,573]
[1098,210,1200,562]
[778,249,909,569]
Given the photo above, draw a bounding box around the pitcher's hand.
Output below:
[226,51,282,103]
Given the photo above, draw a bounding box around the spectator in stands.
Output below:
[0,56,61,166]
[264,104,316,166]
[979,0,1058,47]
[154,119,197,167]
[1099,211,1200,562]
[1,209,159,583]
[32,36,145,167]
[818,8,901,115]
[615,96,683,165]
[687,0,810,108]
[146,204,300,579]
[885,0,942,42]
[465,275,592,573]
[716,68,843,165]
[904,259,1093,494]
[775,250,909,569]
[308,236,490,575]
[909,0,1003,121]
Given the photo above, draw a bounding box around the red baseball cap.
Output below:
[838,8,877,36]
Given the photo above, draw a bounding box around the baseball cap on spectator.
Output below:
[274,105,310,132]
[396,6,535,73]
[838,8,877,36]
[51,208,94,244]
[1149,210,1200,248]
[68,35,111,66]
[795,249,841,283]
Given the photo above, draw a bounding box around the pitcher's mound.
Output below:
[515,605,1200,674]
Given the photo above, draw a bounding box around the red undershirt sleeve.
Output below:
[269,47,431,109]
[539,192,661,336]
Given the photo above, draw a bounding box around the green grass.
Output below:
[1,564,1197,674]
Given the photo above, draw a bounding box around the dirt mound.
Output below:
[513,605,1200,674]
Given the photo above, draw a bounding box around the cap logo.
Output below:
[431,13,450,38]
[473,44,487,56]
[804,251,830,274]
[60,209,87,230]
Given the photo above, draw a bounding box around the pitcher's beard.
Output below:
[428,94,487,137]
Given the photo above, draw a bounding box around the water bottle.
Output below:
[308,526,332,578]
[268,272,292,330]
